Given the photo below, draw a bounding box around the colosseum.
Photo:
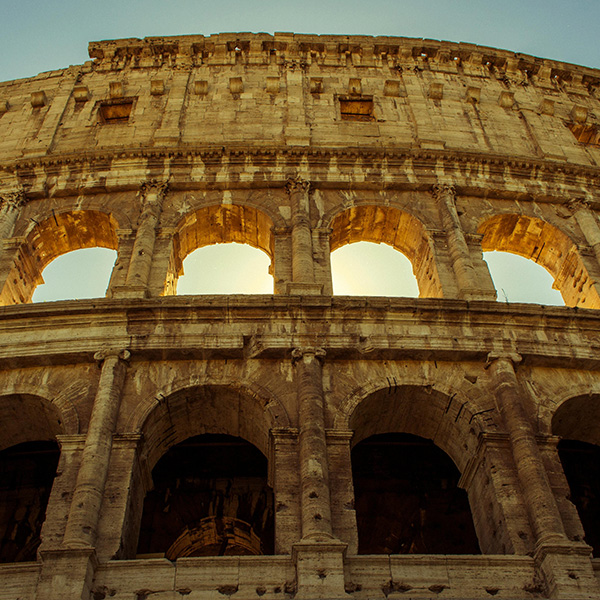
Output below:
[0,31,600,600]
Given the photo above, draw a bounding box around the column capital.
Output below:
[0,188,26,211]
[431,182,456,200]
[486,351,522,368]
[567,197,594,214]
[292,346,326,365]
[139,179,169,207]
[94,348,131,366]
[285,176,310,195]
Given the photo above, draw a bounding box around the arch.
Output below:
[0,393,66,451]
[343,384,486,473]
[351,432,480,555]
[329,205,442,298]
[1,210,119,305]
[551,393,600,447]
[136,433,274,558]
[0,379,82,436]
[172,204,274,272]
[478,214,600,308]
[137,382,288,472]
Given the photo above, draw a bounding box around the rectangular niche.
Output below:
[339,97,375,122]
[98,98,135,123]
[568,122,600,147]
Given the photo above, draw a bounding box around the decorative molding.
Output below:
[0,188,26,211]
[291,347,326,365]
[285,176,310,195]
[94,348,131,365]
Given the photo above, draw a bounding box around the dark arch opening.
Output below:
[0,440,60,563]
[136,434,274,558]
[351,433,480,555]
[557,439,600,557]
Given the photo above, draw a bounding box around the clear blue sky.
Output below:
[1,0,599,82]
[5,0,593,304]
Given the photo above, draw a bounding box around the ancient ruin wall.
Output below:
[0,33,600,600]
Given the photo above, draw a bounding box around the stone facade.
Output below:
[0,32,600,599]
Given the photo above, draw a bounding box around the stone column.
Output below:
[285,177,321,295]
[63,349,130,549]
[292,347,334,541]
[568,198,600,268]
[291,348,348,600]
[0,188,26,241]
[433,184,495,300]
[270,428,302,554]
[487,353,596,598]
[118,180,168,298]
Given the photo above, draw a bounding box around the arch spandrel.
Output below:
[329,204,443,298]
[478,213,600,308]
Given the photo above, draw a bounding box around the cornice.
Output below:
[85,33,600,91]
[2,145,600,194]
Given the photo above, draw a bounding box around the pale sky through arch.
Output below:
[4,0,595,304]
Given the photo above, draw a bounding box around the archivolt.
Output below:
[172,204,274,271]
[1,210,119,305]
[130,376,290,470]
[335,379,494,472]
[328,205,442,298]
[479,214,600,308]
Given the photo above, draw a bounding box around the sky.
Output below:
[5,0,597,304]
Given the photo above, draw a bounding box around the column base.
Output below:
[109,284,149,299]
[534,540,598,599]
[285,282,323,296]
[292,539,351,600]
[36,547,97,600]
[458,288,498,301]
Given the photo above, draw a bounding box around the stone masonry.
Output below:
[0,32,599,599]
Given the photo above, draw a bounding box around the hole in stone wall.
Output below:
[0,441,60,563]
[99,98,134,123]
[176,243,273,295]
[339,98,375,121]
[557,439,600,557]
[31,248,117,302]
[351,433,480,555]
[568,123,600,147]
[483,251,564,306]
[136,434,274,558]
[331,241,418,296]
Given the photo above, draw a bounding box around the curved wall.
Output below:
[0,33,600,600]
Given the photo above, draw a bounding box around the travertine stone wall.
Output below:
[1,33,600,600]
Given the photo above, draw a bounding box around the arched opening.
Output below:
[136,434,273,558]
[177,243,272,294]
[32,247,117,302]
[552,394,600,555]
[483,251,564,305]
[347,385,482,555]
[132,384,284,558]
[479,214,600,308]
[331,241,418,296]
[172,205,274,295]
[0,210,119,305]
[556,440,600,556]
[0,393,64,563]
[0,441,60,563]
[352,432,479,554]
[330,205,442,298]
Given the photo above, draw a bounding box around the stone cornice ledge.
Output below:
[2,146,600,198]
[0,296,599,368]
